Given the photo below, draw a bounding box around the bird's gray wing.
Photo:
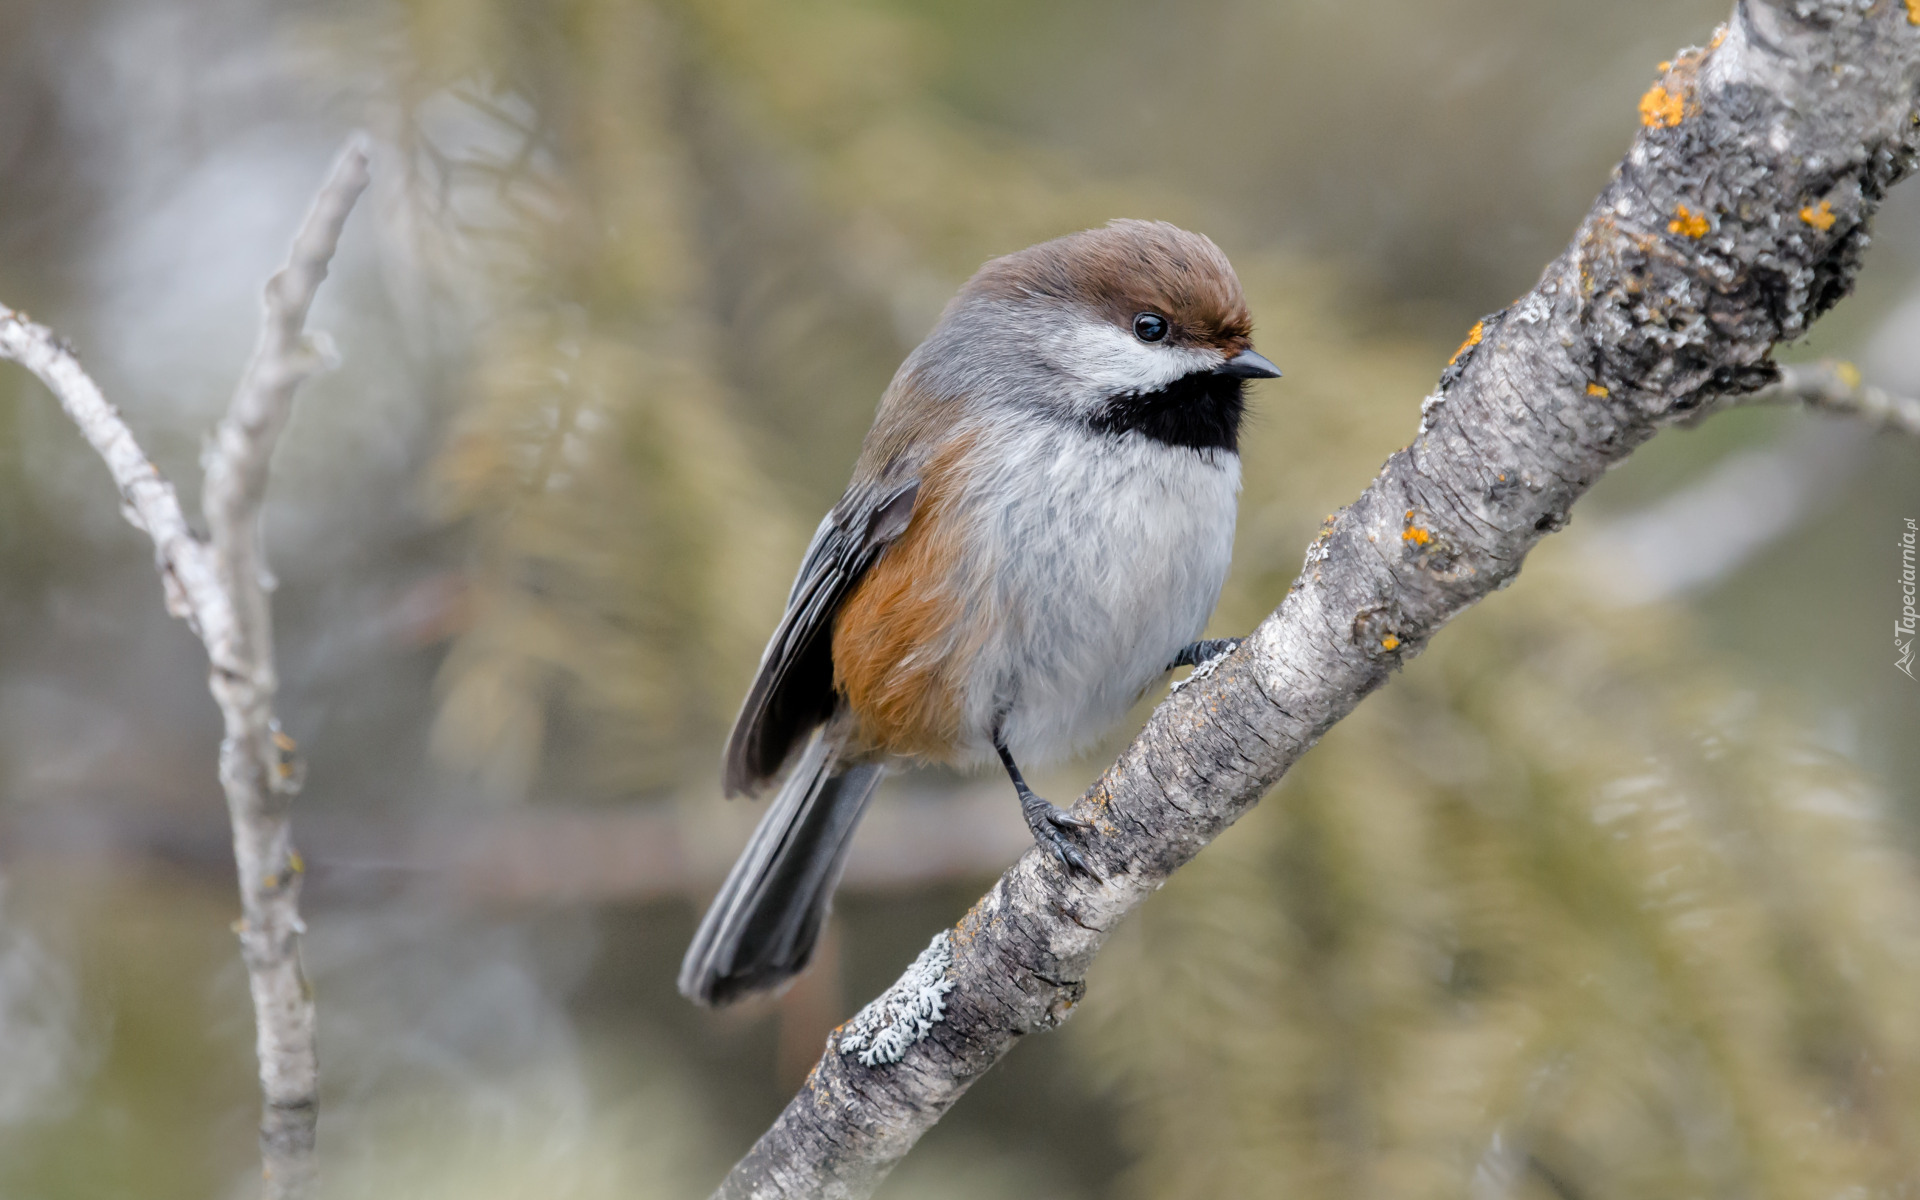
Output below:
[721,478,919,795]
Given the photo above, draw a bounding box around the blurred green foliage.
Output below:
[1066,263,1920,1196]
[0,868,258,1198]
[1088,546,1920,1197]
[391,0,1152,801]
[386,0,1920,1193]
[2,0,1918,1195]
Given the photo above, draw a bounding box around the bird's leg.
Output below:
[1168,637,1242,672]
[993,731,1100,879]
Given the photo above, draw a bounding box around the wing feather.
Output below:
[721,479,919,794]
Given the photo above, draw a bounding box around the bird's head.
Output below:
[914,220,1279,451]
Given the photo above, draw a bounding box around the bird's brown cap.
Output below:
[964,219,1254,352]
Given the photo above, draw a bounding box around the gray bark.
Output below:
[715,3,1920,1196]
[0,138,370,1199]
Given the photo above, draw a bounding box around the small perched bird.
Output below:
[680,219,1280,1006]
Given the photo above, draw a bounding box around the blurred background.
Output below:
[2,0,1919,1196]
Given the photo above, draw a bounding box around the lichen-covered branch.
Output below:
[714,5,1920,1197]
[0,136,370,1199]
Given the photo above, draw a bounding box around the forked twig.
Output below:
[0,135,371,1199]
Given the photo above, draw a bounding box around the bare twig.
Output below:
[1584,353,1919,603]
[0,136,370,1199]
[1679,354,1920,432]
[1747,358,1920,436]
[713,5,1920,1196]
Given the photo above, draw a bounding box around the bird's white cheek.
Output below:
[1040,319,1219,401]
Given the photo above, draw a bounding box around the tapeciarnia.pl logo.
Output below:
[1900,518,1917,680]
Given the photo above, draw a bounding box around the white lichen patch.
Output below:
[839,931,955,1067]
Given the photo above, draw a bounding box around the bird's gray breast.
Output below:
[946,420,1240,765]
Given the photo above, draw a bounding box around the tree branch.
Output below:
[713,5,1920,1196]
[1746,357,1920,436]
[0,135,370,1199]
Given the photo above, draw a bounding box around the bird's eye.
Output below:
[1132,312,1169,342]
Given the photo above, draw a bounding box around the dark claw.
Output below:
[1039,822,1097,877]
[1045,807,1093,832]
[996,732,1103,879]
[1050,837,1096,878]
[1021,792,1103,879]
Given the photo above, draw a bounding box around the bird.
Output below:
[679,219,1281,1007]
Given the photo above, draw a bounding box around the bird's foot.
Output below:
[1018,787,1102,879]
[1169,637,1243,693]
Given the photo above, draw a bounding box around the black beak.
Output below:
[1215,349,1282,379]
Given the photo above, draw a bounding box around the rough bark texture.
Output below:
[0,138,370,1199]
[716,4,1920,1197]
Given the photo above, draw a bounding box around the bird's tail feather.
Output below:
[679,729,883,1007]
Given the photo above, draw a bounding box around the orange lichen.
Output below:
[1380,635,1401,652]
[1449,321,1484,365]
[1403,527,1432,546]
[1586,382,1610,397]
[1639,84,1685,128]
[1837,360,1862,390]
[1710,25,1728,48]
[1909,0,1920,25]
[956,894,991,943]
[1800,200,1836,231]
[1657,60,1672,72]
[1668,205,1710,238]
